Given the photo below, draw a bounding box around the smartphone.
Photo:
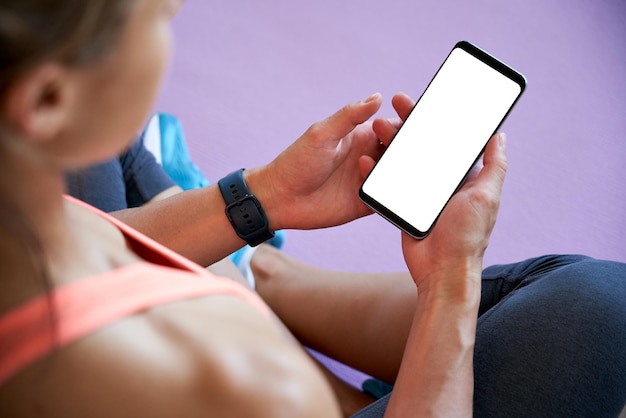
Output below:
[359,41,526,239]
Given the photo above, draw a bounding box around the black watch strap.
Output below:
[218,169,274,247]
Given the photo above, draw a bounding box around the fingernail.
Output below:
[363,92,381,103]
[498,132,507,149]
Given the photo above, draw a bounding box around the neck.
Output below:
[0,136,68,249]
[0,132,144,313]
[0,134,71,310]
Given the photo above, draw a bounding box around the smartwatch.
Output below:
[218,169,274,247]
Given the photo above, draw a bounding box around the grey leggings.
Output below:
[353,255,626,417]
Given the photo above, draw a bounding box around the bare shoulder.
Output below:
[0,294,340,417]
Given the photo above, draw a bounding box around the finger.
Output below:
[310,93,383,144]
[372,117,400,146]
[391,92,415,121]
[358,155,377,179]
[372,93,414,146]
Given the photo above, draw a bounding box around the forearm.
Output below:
[384,272,481,417]
[112,184,246,266]
[108,93,386,265]
[253,248,415,383]
[110,167,282,267]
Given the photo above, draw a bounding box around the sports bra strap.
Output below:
[0,263,267,385]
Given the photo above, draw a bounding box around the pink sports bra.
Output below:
[0,196,269,386]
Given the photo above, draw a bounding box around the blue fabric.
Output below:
[156,113,209,191]
[65,137,176,211]
[352,255,626,418]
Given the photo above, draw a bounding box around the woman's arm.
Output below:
[385,131,507,416]
[384,267,481,416]
[354,91,508,416]
[111,184,247,266]
[112,94,384,267]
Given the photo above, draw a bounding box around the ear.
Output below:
[3,63,73,143]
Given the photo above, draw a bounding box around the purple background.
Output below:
[155,0,625,273]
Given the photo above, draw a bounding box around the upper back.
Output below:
[0,198,340,417]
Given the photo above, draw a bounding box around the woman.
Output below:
[1,1,624,417]
[0,1,367,416]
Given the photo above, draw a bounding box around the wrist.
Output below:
[218,168,274,247]
[414,261,482,307]
[241,166,282,231]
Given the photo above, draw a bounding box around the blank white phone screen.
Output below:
[361,47,522,234]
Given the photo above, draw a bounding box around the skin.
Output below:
[0,0,508,416]
[0,1,341,416]
[252,96,507,417]
[110,94,387,268]
[251,244,416,383]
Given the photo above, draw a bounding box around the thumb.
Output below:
[479,132,508,196]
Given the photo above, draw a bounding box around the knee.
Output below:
[567,257,626,296]
[548,258,626,355]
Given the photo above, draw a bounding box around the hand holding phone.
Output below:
[360,41,526,238]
